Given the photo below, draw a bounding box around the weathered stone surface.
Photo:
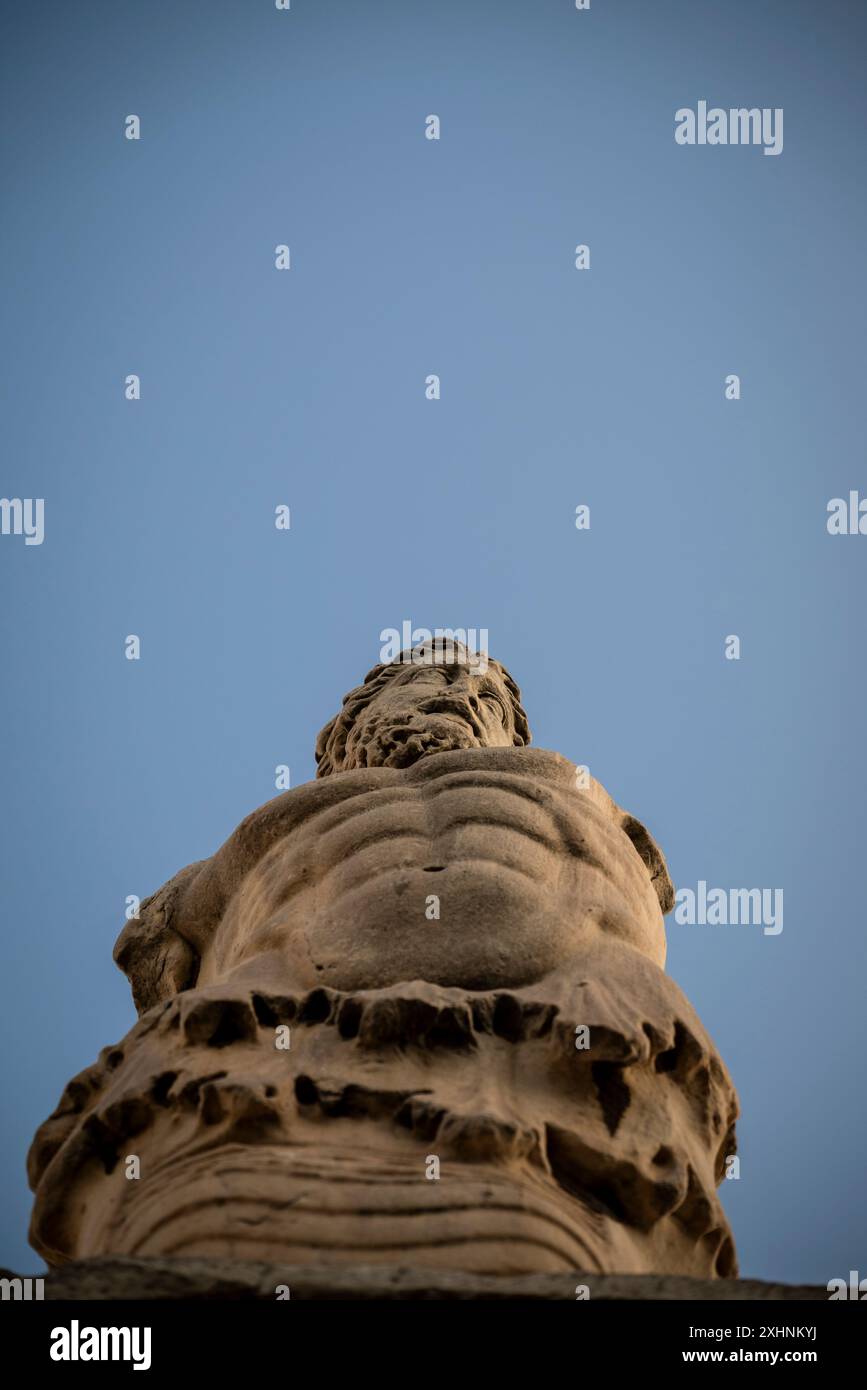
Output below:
[28,641,741,1288]
[3,1259,824,1302]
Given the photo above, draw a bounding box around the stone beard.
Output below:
[28,645,739,1281]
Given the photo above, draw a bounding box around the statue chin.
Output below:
[345,717,480,769]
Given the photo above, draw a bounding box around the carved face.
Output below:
[340,656,522,771]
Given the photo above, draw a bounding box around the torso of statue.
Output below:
[188,747,668,996]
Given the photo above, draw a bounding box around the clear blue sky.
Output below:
[2,0,865,1284]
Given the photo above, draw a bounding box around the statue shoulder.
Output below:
[443,747,675,916]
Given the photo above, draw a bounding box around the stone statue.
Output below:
[28,641,738,1283]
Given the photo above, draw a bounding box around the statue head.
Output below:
[315,639,531,777]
